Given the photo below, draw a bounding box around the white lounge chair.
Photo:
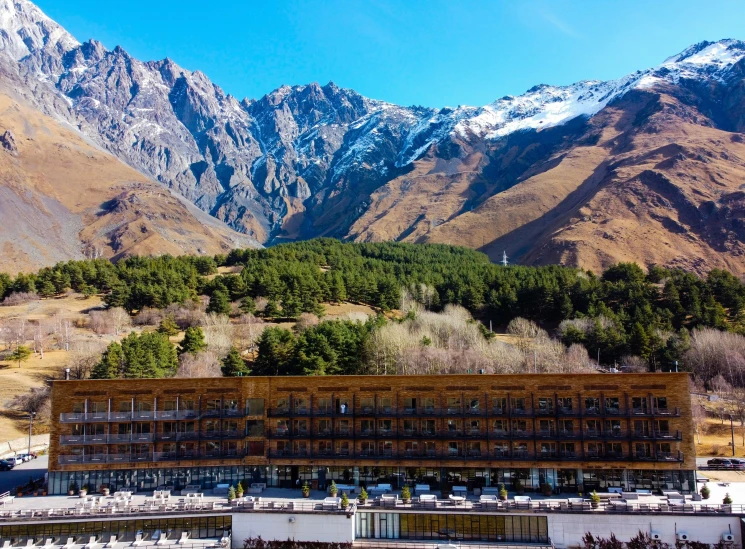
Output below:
[43,539,54,548]
[85,537,97,549]
[63,538,74,549]
[132,533,143,546]
[322,497,341,510]
[106,536,117,548]
[178,533,189,545]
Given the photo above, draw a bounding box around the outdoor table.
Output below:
[448,495,465,506]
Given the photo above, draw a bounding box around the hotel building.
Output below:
[48,373,696,496]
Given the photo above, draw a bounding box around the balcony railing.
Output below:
[59,410,203,423]
[59,450,252,465]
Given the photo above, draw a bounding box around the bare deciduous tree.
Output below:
[89,307,131,336]
[202,313,233,358]
[176,351,222,378]
[7,386,51,422]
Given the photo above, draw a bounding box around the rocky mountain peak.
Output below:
[0,0,77,61]
[1,0,745,266]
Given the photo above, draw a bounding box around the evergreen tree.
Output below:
[91,342,123,379]
[91,332,177,379]
[221,347,251,377]
[9,345,32,369]
[157,315,180,337]
[263,300,280,319]
[253,327,296,376]
[239,296,256,314]
[207,290,231,315]
[179,327,207,356]
[329,271,347,302]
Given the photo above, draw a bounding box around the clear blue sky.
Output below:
[35,0,745,108]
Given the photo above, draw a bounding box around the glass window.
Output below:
[359,397,374,413]
[537,397,553,413]
[557,397,572,412]
[246,399,264,415]
[317,397,332,414]
[584,397,600,414]
[511,398,526,412]
[246,420,264,437]
[493,397,507,414]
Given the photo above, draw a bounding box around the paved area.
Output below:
[0,456,47,494]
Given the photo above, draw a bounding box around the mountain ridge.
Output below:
[1,0,745,273]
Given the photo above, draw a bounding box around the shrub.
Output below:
[340,492,349,508]
[227,486,236,500]
[723,493,733,504]
[329,480,337,496]
[700,484,710,499]
[358,488,368,501]
[401,486,411,501]
[589,490,601,504]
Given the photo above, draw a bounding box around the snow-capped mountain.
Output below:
[0,0,744,252]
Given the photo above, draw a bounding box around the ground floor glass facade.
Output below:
[356,512,549,543]
[49,465,695,495]
[0,517,231,544]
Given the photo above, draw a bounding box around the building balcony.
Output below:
[59,409,208,423]
[58,450,250,466]
[535,408,555,416]
[58,434,109,445]
[199,430,243,439]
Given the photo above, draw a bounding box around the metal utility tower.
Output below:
[501,251,508,267]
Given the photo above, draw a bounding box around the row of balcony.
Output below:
[59,406,682,423]
[57,448,684,465]
[58,430,255,445]
[59,428,683,446]
[57,450,250,465]
[265,428,682,441]
[58,409,252,423]
[266,449,684,463]
[266,406,680,418]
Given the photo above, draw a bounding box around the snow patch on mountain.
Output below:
[455,39,745,140]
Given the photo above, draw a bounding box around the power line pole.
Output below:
[27,411,36,456]
[502,251,508,267]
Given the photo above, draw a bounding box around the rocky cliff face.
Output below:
[2,0,745,273]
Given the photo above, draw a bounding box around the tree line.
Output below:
[3,239,745,370]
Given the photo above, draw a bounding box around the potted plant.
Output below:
[514,479,525,496]
[358,488,368,505]
[541,483,552,497]
[227,485,236,502]
[79,484,89,497]
[499,484,508,501]
[590,490,601,509]
[329,480,338,497]
[401,485,411,504]
[102,485,110,497]
[302,483,311,498]
[16,486,23,498]
[236,482,244,498]
[723,493,733,505]
[68,482,78,496]
[340,492,349,509]
[700,484,710,500]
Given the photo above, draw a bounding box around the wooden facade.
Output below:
[49,373,695,474]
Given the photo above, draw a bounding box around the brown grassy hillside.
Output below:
[0,94,257,272]
[349,88,745,275]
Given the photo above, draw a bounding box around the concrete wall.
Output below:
[231,512,355,547]
[0,434,49,459]
[547,513,741,548]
